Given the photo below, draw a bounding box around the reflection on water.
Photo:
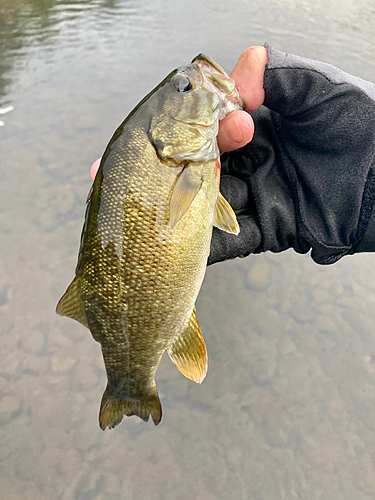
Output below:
[1,0,375,499]
[0,0,130,101]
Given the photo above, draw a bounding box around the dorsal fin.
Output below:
[56,278,88,329]
[213,191,240,234]
[167,307,207,383]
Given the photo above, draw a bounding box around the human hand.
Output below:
[209,44,375,265]
[90,45,375,267]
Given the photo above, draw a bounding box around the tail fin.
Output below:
[99,382,162,430]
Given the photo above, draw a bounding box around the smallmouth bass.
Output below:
[56,54,243,429]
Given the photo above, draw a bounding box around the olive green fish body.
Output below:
[57,55,243,429]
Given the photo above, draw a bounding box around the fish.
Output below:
[56,54,243,430]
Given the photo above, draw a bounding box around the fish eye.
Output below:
[171,75,192,93]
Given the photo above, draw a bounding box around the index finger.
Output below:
[230,46,268,111]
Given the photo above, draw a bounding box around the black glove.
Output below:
[209,45,375,265]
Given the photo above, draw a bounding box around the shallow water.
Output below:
[1,1,375,499]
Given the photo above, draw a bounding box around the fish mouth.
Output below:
[191,53,244,118]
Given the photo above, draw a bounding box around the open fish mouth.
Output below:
[192,53,244,118]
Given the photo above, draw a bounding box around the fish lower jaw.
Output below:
[218,97,243,120]
[199,70,243,118]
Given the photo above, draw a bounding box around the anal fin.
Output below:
[56,278,88,329]
[167,307,207,383]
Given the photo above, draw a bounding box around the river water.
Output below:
[1,1,375,499]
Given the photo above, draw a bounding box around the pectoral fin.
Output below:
[169,167,202,228]
[56,278,88,329]
[213,192,240,235]
[167,307,207,383]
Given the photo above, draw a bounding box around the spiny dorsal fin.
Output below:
[169,167,202,228]
[167,307,207,383]
[56,278,88,329]
[213,192,240,234]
